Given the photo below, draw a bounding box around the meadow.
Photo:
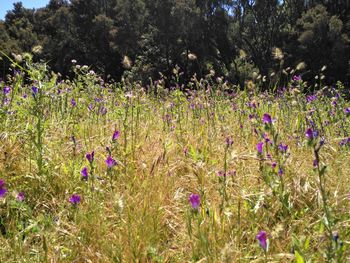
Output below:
[1,56,350,262]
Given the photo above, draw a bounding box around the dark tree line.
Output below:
[1,0,350,88]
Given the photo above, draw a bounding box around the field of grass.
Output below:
[1,58,350,262]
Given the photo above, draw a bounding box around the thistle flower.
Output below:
[257,142,264,154]
[189,193,200,209]
[272,47,284,60]
[106,156,117,168]
[86,151,94,163]
[69,194,81,205]
[122,55,132,69]
[112,130,120,141]
[256,231,268,251]
[16,192,25,202]
[296,62,306,71]
[81,167,88,180]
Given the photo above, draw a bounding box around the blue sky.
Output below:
[0,0,49,20]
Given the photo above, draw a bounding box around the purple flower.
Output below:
[256,231,268,251]
[225,137,233,147]
[112,130,120,141]
[86,151,94,163]
[31,86,38,95]
[344,108,350,115]
[278,143,288,153]
[88,103,94,111]
[183,146,189,156]
[69,194,81,205]
[99,107,107,115]
[305,128,314,140]
[333,232,339,242]
[262,113,272,124]
[278,167,283,176]
[0,179,4,188]
[70,98,77,107]
[293,75,301,81]
[106,155,117,168]
[257,142,264,154]
[0,179,7,198]
[16,192,25,202]
[339,137,350,146]
[81,167,88,180]
[306,94,317,103]
[313,159,318,168]
[271,162,277,169]
[189,193,200,209]
[3,86,11,95]
[217,170,226,177]
[262,133,270,143]
[0,187,7,198]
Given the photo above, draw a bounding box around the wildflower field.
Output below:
[1,58,350,262]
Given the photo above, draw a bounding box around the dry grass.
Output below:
[0,67,350,262]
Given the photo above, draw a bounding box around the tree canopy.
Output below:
[1,0,349,87]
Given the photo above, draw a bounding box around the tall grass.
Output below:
[0,56,350,262]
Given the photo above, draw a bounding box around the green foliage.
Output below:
[0,0,350,86]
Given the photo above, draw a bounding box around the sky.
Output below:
[0,0,49,20]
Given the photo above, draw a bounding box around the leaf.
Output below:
[294,250,305,263]
[304,236,310,250]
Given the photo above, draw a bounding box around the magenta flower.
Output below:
[106,156,117,168]
[257,142,264,154]
[81,167,88,180]
[262,113,272,124]
[256,230,268,251]
[69,194,81,205]
[0,179,7,198]
[86,151,94,163]
[16,192,25,202]
[189,193,200,209]
[112,130,120,141]
[293,75,301,81]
